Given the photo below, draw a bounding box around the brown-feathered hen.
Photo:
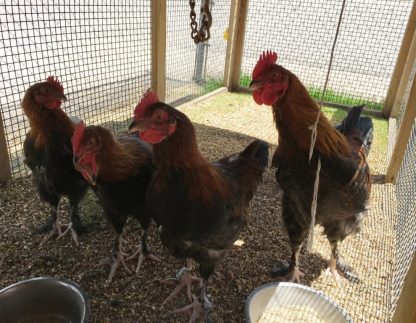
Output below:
[71,123,157,282]
[22,76,89,245]
[129,90,269,322]
[249,51,373,284]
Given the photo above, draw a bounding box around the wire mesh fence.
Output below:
[0,0,231,177]
[397,62,416,129]
[241,0,413,111]
[390,119,416,320]
[389,58,416,320]
[0,0,152,177]
[165,0,230,105]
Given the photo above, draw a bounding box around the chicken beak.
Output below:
[249,80,263,92]
[61,94,68,102]
[129,119,148,133]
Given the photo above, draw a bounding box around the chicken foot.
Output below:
[282,244,305,283]
[170,278,213,323]
[324,241,359,285]
[39,207,80,246]
[125,230,160,273]
[105,233,132,282]
[160,259,202,305]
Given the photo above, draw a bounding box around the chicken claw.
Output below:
[282,267,305,284]
[170,294,212,323]
[107,249,132,283]
[40,220,79,246]
[160,267,202,304]
[126,243,160,273]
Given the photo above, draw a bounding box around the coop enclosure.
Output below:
[0,0,415,322]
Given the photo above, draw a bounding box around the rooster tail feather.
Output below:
[336,105,374,156]
[241,139,269,168]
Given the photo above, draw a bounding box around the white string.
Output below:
[307,0,347,252]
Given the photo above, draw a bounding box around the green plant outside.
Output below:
[205,72,383,111]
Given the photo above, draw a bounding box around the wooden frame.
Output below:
[390,31,416,118]
[224,0,249,91]
[151,0,166,101]
[0,112,12,184]
[383,0,416,118]
[386,71,416,183]
[392,254,416,323]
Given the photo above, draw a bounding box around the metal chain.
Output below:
[189,0,212,44]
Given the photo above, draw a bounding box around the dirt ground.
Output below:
[0,92,394,322]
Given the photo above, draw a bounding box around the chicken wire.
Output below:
[390,119,416,320]
[166,0,230,105]
[240,0,413,111]
[0,0,152,177]
[0,0,232,177]
[396,62,416,130]
[388,57,416,319]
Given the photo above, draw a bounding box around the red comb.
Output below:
[47,76,64,94]
[72,121,85,154]
[252,51,278,79]
[134,89,159,120]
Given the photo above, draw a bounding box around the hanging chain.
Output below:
[189,0,212,44]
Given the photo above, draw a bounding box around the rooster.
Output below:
[249,51,373,284]
[71,123,157,282]
[22,76,89,245]
[129,90,269,321]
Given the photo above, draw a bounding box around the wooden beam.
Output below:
[392,254,416,323]
[383,0,416,118]
[151,0,166,101]
[385,73,416,183]
[0,112,12,184]
[390,30,416,118]
[224,0,238,89]
[224,0,249,92]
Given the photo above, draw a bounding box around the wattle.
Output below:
[140,129,164,144]
[45,100,61,109]
[253,90,263,105]
[262,90,278,105]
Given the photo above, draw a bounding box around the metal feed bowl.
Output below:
[245,282,352,323]
[0,277,89,323]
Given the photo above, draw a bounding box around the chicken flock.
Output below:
[20,51,373,322]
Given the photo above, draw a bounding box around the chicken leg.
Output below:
[160,259,202,305]
[282,243,305,283]
[324,240,342,286]
[169,264,213,322]
[324,240,359,285]
[106,233,132,282]
[171,282,212,323]
[126,230,160,273]
[39,205,80,246]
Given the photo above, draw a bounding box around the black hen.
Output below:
[22,77,89,245]
[72,123,156,282]
[130,90,269,321]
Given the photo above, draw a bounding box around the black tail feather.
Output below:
[241,139,269,168]
[335,105,374,156]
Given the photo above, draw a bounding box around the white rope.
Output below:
[307,0,347,252]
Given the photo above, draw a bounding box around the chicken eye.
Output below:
[271,72,278,80]
[87,138,96,147]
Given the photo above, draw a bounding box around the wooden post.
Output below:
[390,30,416,118]
[151,0,166,101]
[385,73,416,183]
[383,0,416,118]
[224,0,249,92]
[0,112,12,184]
[392,254,416,323]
